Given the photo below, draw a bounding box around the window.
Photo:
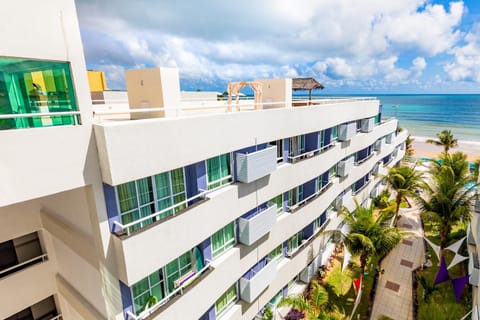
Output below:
[212,222,236,258]
[374,113,380,124]
[332,126,338,141]
[288,135,305,158]
[215,283,238,317]
[270,139,284,163]
[329,165,337,178]
[288,185,303,208]
[0,58,78,130]
[130,250,195,314]
[319,130,325,148]
[269,194,284,214]
[315,212,328,231]
[269,290,283,308]
[287,231,303,253]
[116,168,187,232]
[131,271,165,314]
[165,252,193,292]
[268,245,283,260]
[206,154,232,190]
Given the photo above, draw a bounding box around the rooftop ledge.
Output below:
[92,97,378,123]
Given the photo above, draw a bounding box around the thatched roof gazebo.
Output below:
[292,77,325,101]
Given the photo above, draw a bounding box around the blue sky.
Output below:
[77,0,480,94]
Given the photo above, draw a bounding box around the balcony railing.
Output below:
[113,191,208,236]
[236,145,277,183]
[238,203,277,245]
[126,263,213,320]
[354,152,374,166]
[0,253,48,278]
[0,111,82,129]
[287,142,335,163]
[286,181,333,213]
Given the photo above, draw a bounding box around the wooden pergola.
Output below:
[292,77,325,101]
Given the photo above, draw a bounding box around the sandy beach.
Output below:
[411,136,480,162]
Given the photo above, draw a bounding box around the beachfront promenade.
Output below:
[370,206,425,320]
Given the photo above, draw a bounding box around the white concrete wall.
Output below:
[113,119,400,284]
[94,100,381,185]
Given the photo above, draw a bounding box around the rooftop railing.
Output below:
[92,97,378,122]
[0,253,48,278]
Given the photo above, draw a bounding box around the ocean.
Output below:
[312,94,480,143]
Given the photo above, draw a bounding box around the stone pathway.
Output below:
[370,207,425,320]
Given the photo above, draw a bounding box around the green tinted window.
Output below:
[206,154,232,189]
[0,57,78,130]
[212,222,236,258]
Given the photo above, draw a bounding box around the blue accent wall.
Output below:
[322,171,329,185]
[324,128,332,146]
[320,211,327,225]
[302,222,315,239]
[185,161,207,200]
[282,191,289,212]
[198,305,216,320]
[242,256,268,280]
[283,138,290,162]
[282,241,288,256]
[119,280,134,318]
[283,284,289,296]
[303,178,317,198]
[103,183,120,233]
[198,237,212,263]
[305,132,319,152]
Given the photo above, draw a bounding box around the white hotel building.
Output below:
[0,0,407,319]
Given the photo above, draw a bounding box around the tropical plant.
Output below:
[261,305,273,320]
[278,280,329,320]
[426,130,458,153]
[385,166,423,221]
[327,201,405,272]
[143,295,158,311]
[417,165,477,249]
[417,275,439,303]
[473,158,480,182]
[417,301,463,320]
[405,134,415,156]
[430,151,469,182]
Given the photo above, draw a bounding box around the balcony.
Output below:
[392,146,399,157]
[236,145,277,183]
[360,117,375,133]
[239,258,278,303]
[335,189,353,210]
[385,133,393,144]
[338,156,354,177]
[372,162,381,175]
[374,138,385,152]
[338,122,357,141]
[470,251,480,286]
[299,261,316,283]
[474,199,480,214]
[370,185,380,199]
[238,204,277,245]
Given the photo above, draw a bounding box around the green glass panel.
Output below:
[171,169,185,194]
[332,126,338,139]
[154,172,171,199]
[149,272,160,285]
[137,178,153,205]
[0,57,78,130]
[132,278,149,297]
[117,182,138,213]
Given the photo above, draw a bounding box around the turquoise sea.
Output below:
[312,94,480,142]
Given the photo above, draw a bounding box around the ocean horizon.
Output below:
[306,94,480,142]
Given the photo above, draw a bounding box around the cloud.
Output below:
[76,0,465,90]
[444,23,480,82]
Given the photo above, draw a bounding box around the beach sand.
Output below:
[411,136,480,161]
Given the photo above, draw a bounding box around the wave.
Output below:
[412,135,480,146]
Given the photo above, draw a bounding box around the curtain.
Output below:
[117,182,137,213]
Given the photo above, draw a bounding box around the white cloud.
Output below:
[444,23,480,82]
[76,0,465,90]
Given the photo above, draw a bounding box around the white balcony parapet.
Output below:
[113,191,208,236]
[470,263,480,286]
[338,122,357,141]
[361,117,375,133]
[299,261,317,283]
[474,199,480,214]
[372,162,381,175]
[126,262,212,320]
[49,315,63,320]
[0,253,48,277]
[236,145,277,183]
[238,204,277,245]
[338,156,354,177]
[335,189,353,210]
[374,138,385,152]
[239,258,279,303]
[370,185,380,199]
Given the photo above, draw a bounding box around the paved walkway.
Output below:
[370,207,425,320]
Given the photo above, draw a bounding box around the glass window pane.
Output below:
[117,182,138,213]
[154,172,171,199]
[136,178,153,205]
[171,169,185,194]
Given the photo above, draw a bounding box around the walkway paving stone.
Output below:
[370,207,425,320]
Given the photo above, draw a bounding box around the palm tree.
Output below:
[386,166,423,222]
[417,165,477,249]
[426,130,458,153]
[430,151,469,182]
[278,280,329,320]
[328,202,405,272]
[405,134,415,156]
[473,158,480,182]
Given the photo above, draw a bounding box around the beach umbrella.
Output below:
[292,77,325,101]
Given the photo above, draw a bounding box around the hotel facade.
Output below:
[0,1,407,320]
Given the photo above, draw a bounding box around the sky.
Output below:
[77,0,480,94]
